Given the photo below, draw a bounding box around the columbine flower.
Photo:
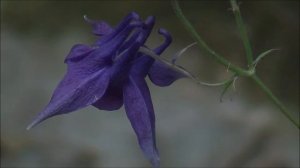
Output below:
[27,12,185,167]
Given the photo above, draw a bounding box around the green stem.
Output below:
[251,75,299,128]
[230,0,254,67]
[172,0,299,129]
[172,0,250,77]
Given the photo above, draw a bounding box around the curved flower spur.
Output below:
[27,12,185,167]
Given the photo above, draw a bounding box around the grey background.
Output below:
[1,1,299,167]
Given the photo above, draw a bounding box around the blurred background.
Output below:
[1,0,299,167]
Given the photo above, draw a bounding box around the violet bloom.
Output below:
[27,12,185,167]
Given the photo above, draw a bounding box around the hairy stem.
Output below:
[172,0,299,129]
[172,0,250,76]
[251,75,299,128]
[230,0,254,67]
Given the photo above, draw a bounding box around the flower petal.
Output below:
[148,62,186,87]
[110,23,154,81]
[130,28,173,78]
[116,16,156,78]
[123,76,159,167]
[66,21,143,71]
[138,16,155,44]
[28,19,144,129]
[67,21,140,63]
[84,15,113,36]
[94,21,143,61]
[93,37,143,111]
[27,68,111,130]
[154,29,172,54]
[110,12,139,37]
[64,44,94,63]
[118,16,155,54]
[92,84,123,111]
[148,28,186,86]
[96,12,140,46]
[51,47,110,104]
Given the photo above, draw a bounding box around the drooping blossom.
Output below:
[27,12,185,167]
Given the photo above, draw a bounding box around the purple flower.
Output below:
[27,12,185,167]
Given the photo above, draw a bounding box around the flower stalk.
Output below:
[140,47,236,87]
[251,75,299,128]
[172,0,251,77]
[230,0,254,67]
[172,0,299,129]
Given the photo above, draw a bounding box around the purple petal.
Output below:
[93,21,143,60]
[96,12,140,46]
[117,16,155,55]
[64,44,94,63]
[148,62,186,87]
[64,21,140,68]
[153,28,172,55]
[92,84,123,111]
[138,16,155,44]
[27,21,144,129]
[84,15,113,36]
[27,67,111,130]
[51,45,110,103]
[65,21,142,70]
[110,41,141,80]
[147,28,185,86]
[130,28,173,77]
[123,76,159,167]
[118,16,156,77]
[110,12,139,37]
[118,30,140,55]
[93,37,144,111]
